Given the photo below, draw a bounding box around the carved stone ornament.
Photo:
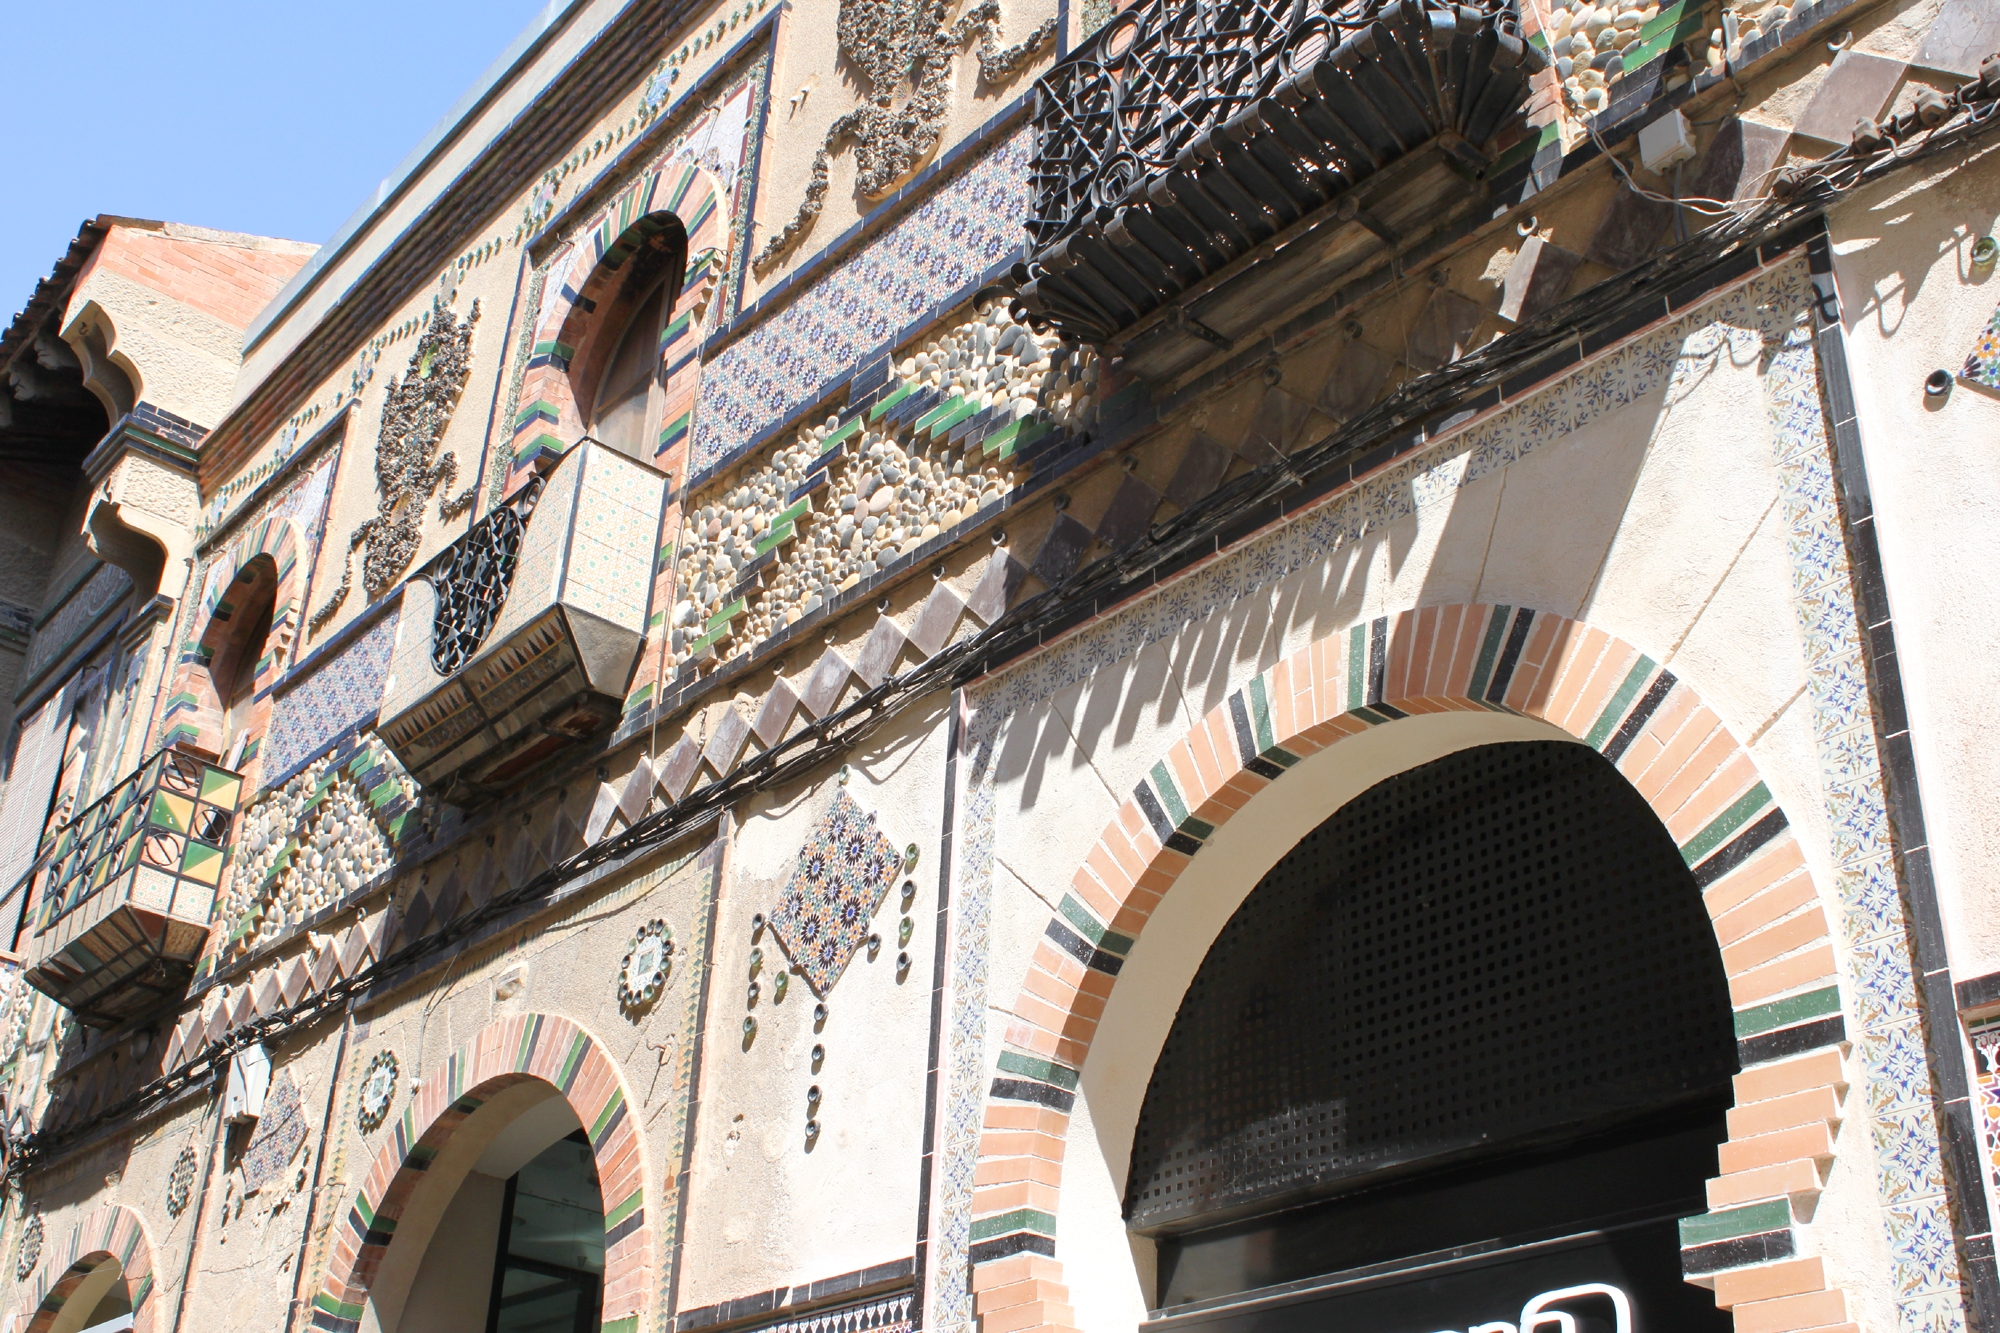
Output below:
[166,1144,200,1216]
[16,1206,40,1280]
[755,0,1055,266]
[618,920,676,1012]
[312,299,483,631]
[357,1050,400,1132]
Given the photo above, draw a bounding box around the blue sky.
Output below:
[2,0,545,323]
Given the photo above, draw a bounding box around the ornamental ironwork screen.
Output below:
[430,481,542,677]
[1126,740,1737,1232]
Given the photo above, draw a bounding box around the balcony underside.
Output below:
[1017,0,1544,379]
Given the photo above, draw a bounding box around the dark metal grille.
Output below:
[1127,740,1736,1232]
[1018,0,1543,344]
[429,483,540,676]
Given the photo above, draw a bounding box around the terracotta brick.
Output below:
[1714,1257,1828,1309]
[1721,907,1830,976]
[978,1278,1073,1313]
[1728,1048,1848,1096]
[1730,944,1839,1007]
[983,1297,1076,1333]
[1705,1158,1823,1208]
[1716,1121,1836,1174]
[1400,606,1437,700]
[1650,726,1739,823]
[1666,750,1762,845]
[974,1154,1063,1188]
[1714,874,1821,948]
[1440,604,1487,698]
[974,1180,1061,1214]
[1501,611,1564,713]
[1630,706,1723,804]
[972,1254,1065,1292]
[1538,625,1610,726]
[1729,1288,1847,1333]
[1704,838,1809,920]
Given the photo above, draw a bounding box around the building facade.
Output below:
[2,0,2000,1331]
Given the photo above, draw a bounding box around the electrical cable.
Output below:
[12,49,2000,1179]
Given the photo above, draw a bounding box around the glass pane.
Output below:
[492,1262,592,1333]
[593,283,666,458]
[506,1135,605,1273]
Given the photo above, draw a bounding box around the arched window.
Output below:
[590,279,668,459]
[206,557,279,767]
[1132,740,1737,1324]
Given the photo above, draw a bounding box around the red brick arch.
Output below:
[309,1012,650,1333]
[970,603,1855,1333]
[15,1201,156,1333]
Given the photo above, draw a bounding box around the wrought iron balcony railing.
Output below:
[1016,0,1544,370]
[376,440,667,798]
[25,749,243,1025]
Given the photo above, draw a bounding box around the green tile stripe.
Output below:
[1681,782,1775,867]
[314,1292,365,1320]
[869,381,914,420]
[1584,655,1657,750]
[687,622,731,655]
[1057,893,1134,955]
[515,432,568,463]
[601,1319,640,1333]
[1735,985,1842,1038]
[1467,605,1512,700]
[705,597,746,632]
[1679,1198,1792,1248]
[590,1087,627,1143]
[998,1050,1080,1090]
[914,395,965,433]
[929,398,979,437]
[753,521,796,557]
[557,1030,591,1091]
[1249,675,1279,753]
[604,1187,645,1231]
[130,1274,154,1310]
[992,419,1049,460]
[1148,761,1189,825]
[821,416,863,451]
[1346,624,1367,711]
[970,1207,1057,1242]
[352,1192,379,1230]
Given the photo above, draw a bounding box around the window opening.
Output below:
[590,280,668,460]
[484,1129,605,1333]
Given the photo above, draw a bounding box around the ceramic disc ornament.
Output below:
[618,920,674,1011]
[357,1050,400,1132]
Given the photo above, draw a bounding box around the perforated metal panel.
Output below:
[1127,740,1737,1232]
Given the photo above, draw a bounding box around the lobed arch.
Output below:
[502,158,737,501]
[969,602,1855,1333]
[308,1011,650,1333]
[160,514,306,767]
[14,1201,156,1333]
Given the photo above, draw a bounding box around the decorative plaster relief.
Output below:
[754,0,1055,266]
[14,1208,38,1280]
[312,300,482,632]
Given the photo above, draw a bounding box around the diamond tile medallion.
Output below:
[768,789,901,995]
[241,1067,307,1192]
[1959,299,2000,390]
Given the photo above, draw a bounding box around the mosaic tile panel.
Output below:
[692,128,1033,473]
[260,607,400,786]
[241,1066,308,1192]
[935,260,1964,1331]
[768,788,902,995]
[1958,299,2000,390]
[1971,1025,2000,1193]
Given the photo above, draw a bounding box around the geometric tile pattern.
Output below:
[940,260,1951,1333]
[960,603,1850,1333]
[241,1066,308,1193]
[767,788,902,996]
[1958,298,2000,391]
[1762,312,1970,1332]
[691,128,1032,474]
[310,1013,650,1333]
[13,1201,156,1333]
[260,606,401,788]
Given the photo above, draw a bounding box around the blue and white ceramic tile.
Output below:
[261,608,400,783]
[692,130,1033,475]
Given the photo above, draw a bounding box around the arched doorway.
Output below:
[364,1084,603,1333]
[45,1257,131,1333]
[1130,739,1736,1326]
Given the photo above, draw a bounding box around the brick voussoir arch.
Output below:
[16,1201,157,1333]
[970,603,1855,1333]
[162,513,308,758]
[309,1012,650,1333]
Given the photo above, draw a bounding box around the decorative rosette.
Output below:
[618,920,675,1012]
[357,1050,400,1132]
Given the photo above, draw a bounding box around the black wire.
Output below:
[13,78,1999,1177]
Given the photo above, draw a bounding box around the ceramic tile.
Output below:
[261,609,401,784]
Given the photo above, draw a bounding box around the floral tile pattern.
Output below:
[260,607,401,787]
[1959,299,2000,390]
[768,788,903,995]
[930,260,1967,1331]
[691,129,1032,474]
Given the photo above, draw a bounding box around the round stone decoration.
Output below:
[16,1207,40,1280]
[357,1050,399,1132]
[166,1145,200,1216]
[619,920,675,1011]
